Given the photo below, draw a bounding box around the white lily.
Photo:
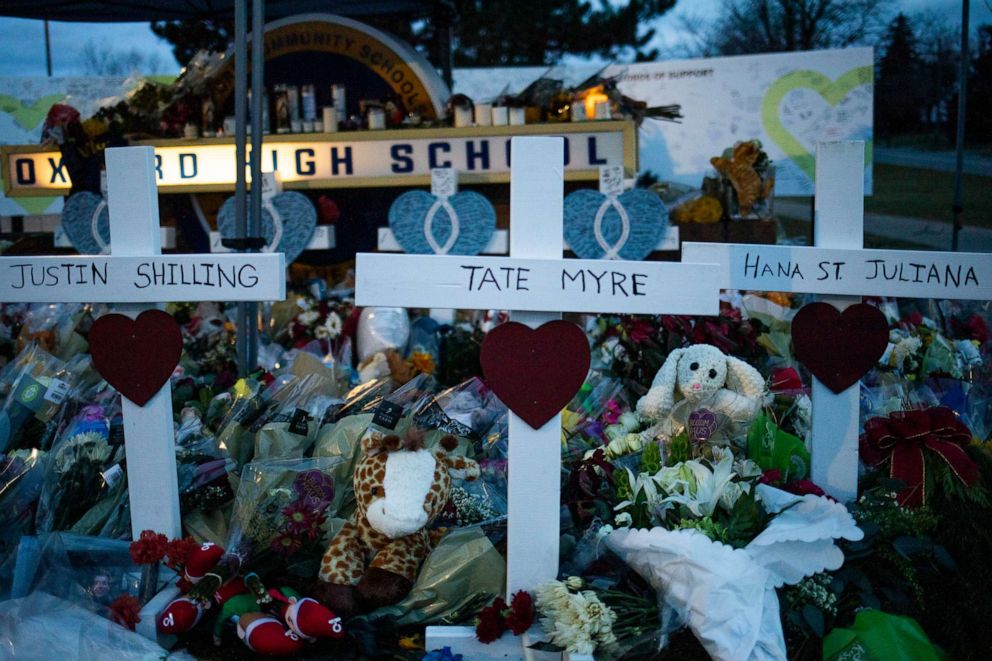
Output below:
[661,452,738,517]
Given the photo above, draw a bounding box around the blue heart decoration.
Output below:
[564,188,668,261]
[61,192,110,254]
[388,190,495,255]
[217,191,317,263]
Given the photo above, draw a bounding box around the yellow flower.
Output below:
[408,351,435,375]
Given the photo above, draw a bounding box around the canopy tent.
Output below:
[0,1,431,22]
[1,0,450,374]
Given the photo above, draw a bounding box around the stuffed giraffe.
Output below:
[317,429,479,615]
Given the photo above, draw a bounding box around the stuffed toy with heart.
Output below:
[564,188,668,260]
[61,192,110,254]
[217,191,317,263]
[637,344,766,424]
[316,429,480,617]
[388,190,495,255]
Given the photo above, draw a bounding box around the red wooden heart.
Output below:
[89,309,182,406]
[480,320,590,430]
[791,302,889,394]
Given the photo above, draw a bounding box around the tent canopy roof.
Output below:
[0,0,430,23]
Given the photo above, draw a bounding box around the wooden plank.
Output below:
[0,254,285,302]
[810,141,865,503]
[681,243,989,300]
[106,146,183,540]
[506,137,564,598]
[355,253,720,315]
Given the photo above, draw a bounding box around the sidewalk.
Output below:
[776,200,992,252]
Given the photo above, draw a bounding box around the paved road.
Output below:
[776,199,992,252]
[874,147,992,176]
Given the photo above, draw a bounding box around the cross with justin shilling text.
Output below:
[0,146,285,540]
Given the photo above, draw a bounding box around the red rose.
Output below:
[129,530,168,565]
[759,469,782,485]
[783,479,830,499]
[770,367,804,394]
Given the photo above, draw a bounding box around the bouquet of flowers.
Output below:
[603,443,862,659]
[225,457,343,577]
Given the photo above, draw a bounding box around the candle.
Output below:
[322,107,338,132]
[584,91,610,119]
[508,107,526,126]
[474,102,492,126]
[491,106,508,126]
[368,108,386,130]
[594,100,612,120]
[453,105,473,128]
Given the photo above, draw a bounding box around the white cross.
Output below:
[356,136,722,657]
[683,141,990,500]
[0,146,285,539]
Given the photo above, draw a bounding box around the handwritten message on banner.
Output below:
[682,243,990,300]
[356,253,720,315]
[0,254,286,303]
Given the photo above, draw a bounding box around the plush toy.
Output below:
[317,430,480,616]
[157,542,344,656]
[636,344,765,423]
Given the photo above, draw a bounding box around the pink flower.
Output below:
[270,531,302,556]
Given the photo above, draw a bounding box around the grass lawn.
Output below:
[776,216,933,250]
[781,163,992,229]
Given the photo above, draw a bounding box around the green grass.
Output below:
[776,216,933,250]
[782,163,992,229]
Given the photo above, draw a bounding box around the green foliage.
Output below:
[666,432,691,466]
[639,439,661,475]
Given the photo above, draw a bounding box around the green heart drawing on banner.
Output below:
[761,66,873,183]
[0,93,65,131]
[0,174,60,216]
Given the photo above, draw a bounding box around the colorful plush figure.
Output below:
[157,542,344,656]
[317,430,480,615]
[636,344,766,423]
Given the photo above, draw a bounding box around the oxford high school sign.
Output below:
[1,122,635,196]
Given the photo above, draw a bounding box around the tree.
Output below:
[875,13,925,136]
[706,0,889,55]
[436,0,675,66]
[150,19,233,68]
[913,11,959,142]
[149,2,676,69]
[81,40,166,76]
[965,24,992,142]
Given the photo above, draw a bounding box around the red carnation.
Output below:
[164,537,197,571]
[505,590,535,635]
[130,530,168,565]
[475,597,508,643]
[109,594,142,631]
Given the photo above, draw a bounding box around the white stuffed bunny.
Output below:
[636,344,765,423]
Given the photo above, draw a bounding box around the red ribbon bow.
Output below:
[860,406,978,507]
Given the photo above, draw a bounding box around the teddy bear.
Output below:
[636,344,765,424]
[316,429,479,616]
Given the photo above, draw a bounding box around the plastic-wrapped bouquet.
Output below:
[604,446,863,659]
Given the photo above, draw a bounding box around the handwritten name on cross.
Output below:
[0,147,285,539]
[684,141,990,501]
[357,137,721,656]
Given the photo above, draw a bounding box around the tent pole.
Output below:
[951,0,969,252]
[44,20,52,76]
[245,0,265,373]
[235,0,250,375]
